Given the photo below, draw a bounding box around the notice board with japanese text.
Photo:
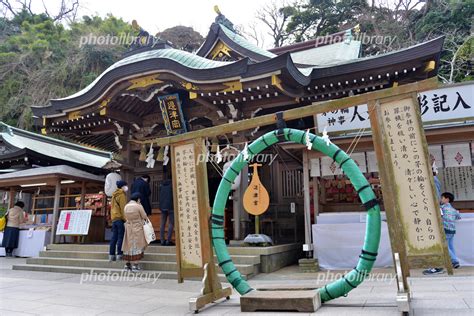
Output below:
[56,210,92,235]
[369,94,452,286]
[170,138,217,282]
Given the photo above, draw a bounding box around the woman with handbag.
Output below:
[2,201,26,257]
[122,192,149,272]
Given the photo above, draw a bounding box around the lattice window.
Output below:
[281,169,303,198]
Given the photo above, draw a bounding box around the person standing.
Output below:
[122,192,149,272]
[2,201,26,257]
[159,178,174,246]
[131,175,152,215]
[109,180,127,261]
[423,192,461,275]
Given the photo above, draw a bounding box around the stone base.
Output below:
[241,289,321,312]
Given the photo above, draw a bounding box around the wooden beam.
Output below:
[106,108,143,125]
[132,78,438,146]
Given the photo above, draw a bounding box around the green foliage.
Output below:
[281,0,472,83]
[0,12,135,129]
[285,0,369,42]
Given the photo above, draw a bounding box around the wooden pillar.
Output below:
[8,187,15,208]
[238,164,249,238]
[50,180,61,244]
[80,181,86,210]
[312,176,319,224]
[302,150,313,253]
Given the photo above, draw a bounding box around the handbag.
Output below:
[143,218,156,244]
[0,210,8,232]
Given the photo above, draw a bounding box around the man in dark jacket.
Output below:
[131,175,152,215]
[159,179,174,246]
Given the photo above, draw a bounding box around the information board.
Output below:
[439,166,474,201]
[56,210,92,235]
[173,142,203,269]
[379,97,444,255]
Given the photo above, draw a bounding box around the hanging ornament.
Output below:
[305,129,312,150]
[432,161,438,175]
[18,190,22,200]
[211,136,219,153]
[215,145,223,163]
[163,146,170,166]
[242,142,249,161]
[156,146,165,161]
[2,191,7,202]
[114,132,123,150]
[145,143,155,168]
[322,126,331,146]
[139,144,147,161]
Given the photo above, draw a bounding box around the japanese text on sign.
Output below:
[174,143,203,268]
[158,93,187,135]
[318,83,473,133]
[56,210,92,235]
[380,98,443,254]
[439,166,474,201]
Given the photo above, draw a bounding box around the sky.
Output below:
[26,0,277,48]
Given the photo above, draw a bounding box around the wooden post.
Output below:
[368,99,410,291]
[312,177,319,224]
[8,187,15,208]
[80,181,86,210]
[302,150,313,252]
[50,180,61,244]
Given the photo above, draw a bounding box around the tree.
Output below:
[156,26,204,52]
[285,0,369,42]
[255,1,295,47]
[0,7,134,129]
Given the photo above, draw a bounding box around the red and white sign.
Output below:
[56,210,92,235]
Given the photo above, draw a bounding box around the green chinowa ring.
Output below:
[211,128,381,302]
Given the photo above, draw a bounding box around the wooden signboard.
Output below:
[170,138,231,312]
[369,94,453,290]
[243,163,270,216]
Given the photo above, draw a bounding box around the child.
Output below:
[423,192,461,275]
[440,192,461,268]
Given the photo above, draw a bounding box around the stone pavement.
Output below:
[0,258,473,315]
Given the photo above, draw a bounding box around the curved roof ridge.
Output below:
[0,122,112,158]
[218,23,276,59]
[53,48,234,102]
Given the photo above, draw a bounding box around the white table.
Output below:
[313,216,474,269]
[0,229,50,257]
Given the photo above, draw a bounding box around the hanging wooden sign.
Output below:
[158,93,187,135]
[243,163,270,216]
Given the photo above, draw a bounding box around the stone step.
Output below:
[12,264,247,283]
[25,257,258,276]
[39,250,261,265]
[45,243,298,256]
[46,244,176,254]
